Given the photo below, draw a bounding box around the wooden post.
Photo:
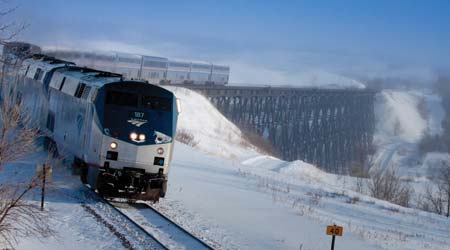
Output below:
[41,164,46,211]
[331,235,335,250]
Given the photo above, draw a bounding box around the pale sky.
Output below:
[8,0,450,85]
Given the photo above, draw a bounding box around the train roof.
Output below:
[143,55,169,62]
[20,54,75,80]
[55,66,123,86]
[31,54,74,65]
[43,48,230,76]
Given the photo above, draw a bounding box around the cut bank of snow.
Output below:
[164,86,258,159]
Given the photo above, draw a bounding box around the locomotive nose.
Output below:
[101,136,170,174]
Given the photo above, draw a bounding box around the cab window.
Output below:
[106,91,138,107]
[142,96,171,111]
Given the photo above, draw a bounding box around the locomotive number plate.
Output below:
[129,111,147,119]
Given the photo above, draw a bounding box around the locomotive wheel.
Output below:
[96,174,107,197]
[159,180,167,198]
[96,173,114,198]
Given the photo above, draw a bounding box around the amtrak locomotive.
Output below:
[2,42,180,201]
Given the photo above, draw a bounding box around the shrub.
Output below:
[175,129,199,147]
[368,169,413,207]
[240,128,280,157]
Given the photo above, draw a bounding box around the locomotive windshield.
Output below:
[141,96,171,111]
[96,81,177,145]
[106,91,139,107]
[105,91,171,112]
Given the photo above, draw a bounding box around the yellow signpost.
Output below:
[326,225,343,250]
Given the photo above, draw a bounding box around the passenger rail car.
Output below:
[46,50,230,85]
[3,42,180,201]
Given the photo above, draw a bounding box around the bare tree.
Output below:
[0,4,55,249]
[420,162,450,216]
[0,175,55,248]
[418,184,445,215]
[437,162,450,217]
[0,96,40,169]
[0,79,57,249]
[175,129,199,147]
[0,4,27,47]
[368,169,413,207]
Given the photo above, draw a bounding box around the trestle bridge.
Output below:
[183,85,376,173]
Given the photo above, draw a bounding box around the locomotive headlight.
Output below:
[130,132,138,140]
[138,134,146,141]
[176,98,182,114]
[157,147,164,155]
[110,142,118,149]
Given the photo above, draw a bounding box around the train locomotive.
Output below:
[2,42,180,201]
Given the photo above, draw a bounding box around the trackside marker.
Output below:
[326,224,343,250]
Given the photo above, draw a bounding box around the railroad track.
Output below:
[82,187,214,250]
[81,188,167,250]
[112,201,215,250]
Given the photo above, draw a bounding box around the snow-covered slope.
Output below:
[371,89,449,182]
[374,91,427,144]
[164,86,258,159]
[374,90,444,145]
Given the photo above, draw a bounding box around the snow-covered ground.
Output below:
[7,87,450,250]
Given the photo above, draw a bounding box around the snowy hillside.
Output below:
[371,90,449,184]
[163,86,258,160]
[374,90,443,145]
